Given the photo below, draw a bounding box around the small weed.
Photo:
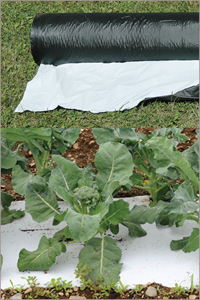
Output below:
[21,276,40,289]
[190,274,195,293]
[45,277,73,292]
[75,263,122,299]
[37,288,57,298]
[115,280,129,295]
[25,286,59,299]
[19,275,73,299]
[133,284,145,295]
[171,282,188,296]
[189,274,199,293]
[8,279,25,293]
[157,285,169,296]
[15,284,25,293]
[7,279,16,291]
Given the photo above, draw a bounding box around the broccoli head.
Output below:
[73,186,100,208]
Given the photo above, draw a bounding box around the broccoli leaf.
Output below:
[64,208,101,242]
[49,155,81,206]
[1,137,27,171]
[163,183,199,215]
[1,207,25,225]
[121,220,147,237]
[124,201,167,225]
[77,168,94,188]
[25,182,60,223]
[92,128,140,145]
[170,237,190,251]
[53,226,73,241]
[183,138,199,176]
[89,203,109,219]
[121,201,167,237]
[110,224,119,235]
[102,199,130,226]
[145,136,199,189]
[79,236,122,284]
[17,236,65,271]
[1,191,13,208]
[12,165,47,196]
[101,180,124,205]
[92,128,123,144]
[170,228,199,253]
[183,228,199,253]
[95,142,134,191]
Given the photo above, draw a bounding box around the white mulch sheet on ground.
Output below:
[15,60,199,113]
[1,196,199,289]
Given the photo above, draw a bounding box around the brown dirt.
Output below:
[1,281,199,299]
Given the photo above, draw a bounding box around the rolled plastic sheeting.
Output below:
[31,13,199,66]
[15,13,199,113]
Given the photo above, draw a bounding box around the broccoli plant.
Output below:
[1,128,81,224]
[17,142,135,284]
[92,128,199,204]
[1,136,27,225]
[2,129,80,201]
[2,128,80,186]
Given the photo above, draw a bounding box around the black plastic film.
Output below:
[31,13,199,66]
[146,84,199,101]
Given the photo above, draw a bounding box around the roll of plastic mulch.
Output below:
[30,13,199,66]
[15,12,199,113]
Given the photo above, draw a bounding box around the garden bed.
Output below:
[1,128,199,299]
[1,197,199,299]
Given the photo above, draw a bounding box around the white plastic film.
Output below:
[15,60,199,113]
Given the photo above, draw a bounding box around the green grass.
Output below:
[1,1,199,128]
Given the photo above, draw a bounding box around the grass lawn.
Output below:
[1,1,199,128]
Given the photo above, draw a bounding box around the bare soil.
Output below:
[1,128,199,299]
